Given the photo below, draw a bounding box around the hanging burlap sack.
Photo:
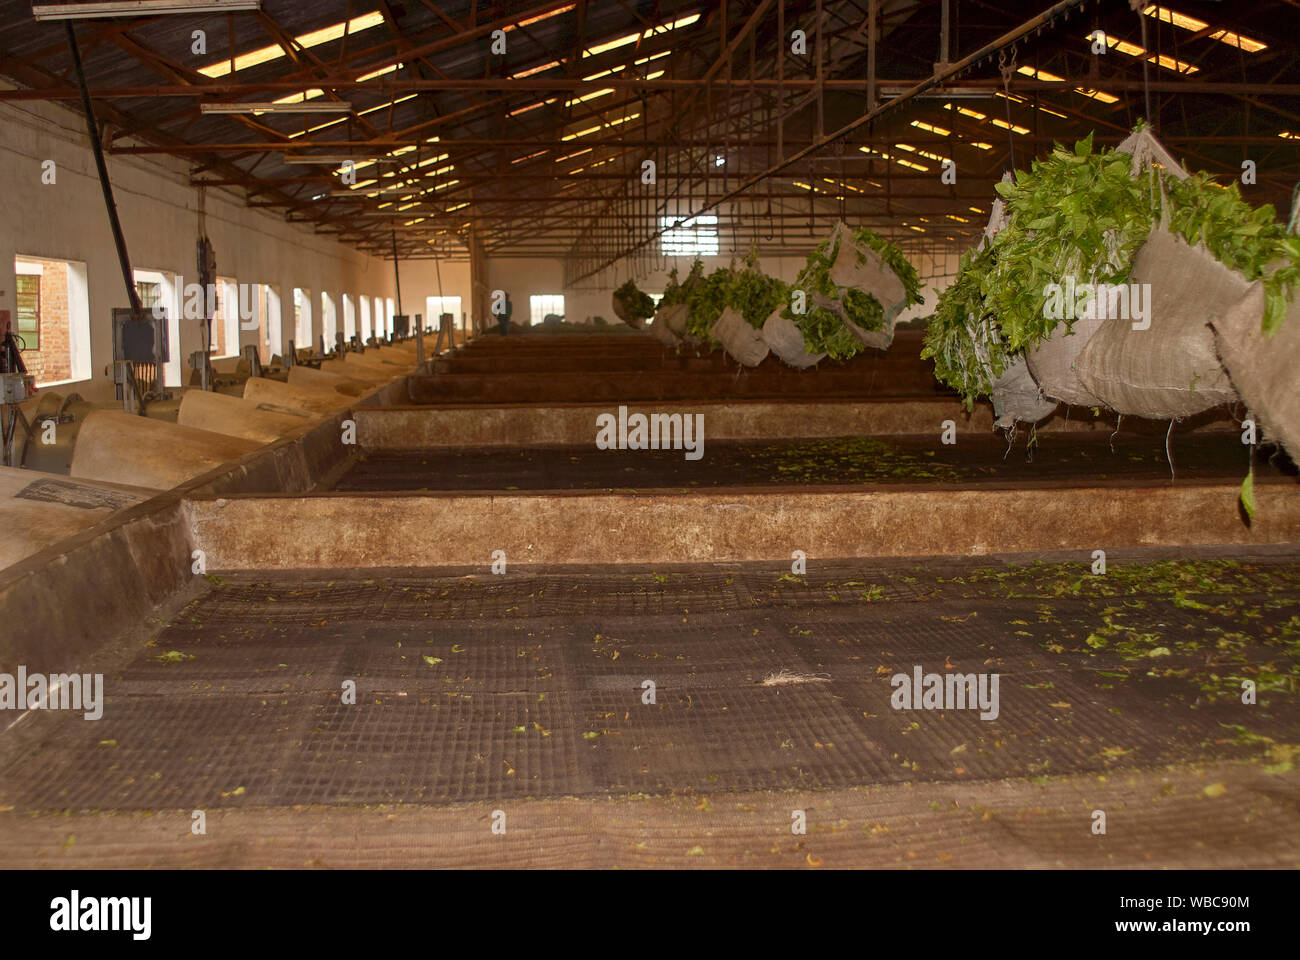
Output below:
[650,303,686,345]
[1210,276,1300,458]
[1030,128,1189,411]
[1116,127,1189,181]
[991,354,1059,429]
[811,282,894,351]
[827,220,908,317]
[840,299,894,351]
[1026,314,1107,407]
[761,307,826,368]
[710,307,769,366]
[1075,226,1241,419]
[612,288,649,329]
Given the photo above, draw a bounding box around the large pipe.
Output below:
[65,22,139,315]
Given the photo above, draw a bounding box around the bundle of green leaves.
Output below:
[659,259,702,309]
[613,277,655,321]
[779,226,923,359]
[852,226,925,309]
[725,249,790,329]
[923,126,1300,407]
[1163,173,1300,335]
[672,251,789,339]
[682,266,731,338]
[921,245,1008,409]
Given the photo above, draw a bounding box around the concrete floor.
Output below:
[3,549,1296,868]
[5,332,1297,870]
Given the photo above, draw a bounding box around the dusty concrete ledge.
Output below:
[0,494,195,675]
[354,399,1237,449]
[0,374,412,673]
[187,480,1300,570]
[356,399,992,448]
[2,762,1294,868]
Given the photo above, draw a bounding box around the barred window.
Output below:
[15,275,39,350]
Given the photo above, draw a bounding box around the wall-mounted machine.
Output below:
[111,307,170,415]
[1,309,38,467]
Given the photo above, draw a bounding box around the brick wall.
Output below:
[17,258,72,384]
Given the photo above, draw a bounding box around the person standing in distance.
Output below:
[499,291,513,335]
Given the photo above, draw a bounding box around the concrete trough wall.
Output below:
[0,374,411,675]
[353,398,1233,450]
[355,399,996,448]
[186,481,1300,571]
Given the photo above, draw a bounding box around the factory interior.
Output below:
[0,0,1298,873]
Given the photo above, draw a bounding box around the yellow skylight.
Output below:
[582,13,700,58]
[911,120,950,136]
[560,111,640,141]
[989,118,1030,135]
[200,11,386,78]
[512,60,562,79]
[565,88,614,108]
[1142,6,1266,52]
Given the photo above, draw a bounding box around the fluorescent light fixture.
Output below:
[33,0,258,19]
[201,101,351,115]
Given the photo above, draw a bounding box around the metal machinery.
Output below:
[190,234,216,391]
[111,307,170,415]
[1,308,37,467]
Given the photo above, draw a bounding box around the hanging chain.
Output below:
[998,45,1019,171]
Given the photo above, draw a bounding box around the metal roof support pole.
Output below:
[66,22,140,316]
[867,0,877,111]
